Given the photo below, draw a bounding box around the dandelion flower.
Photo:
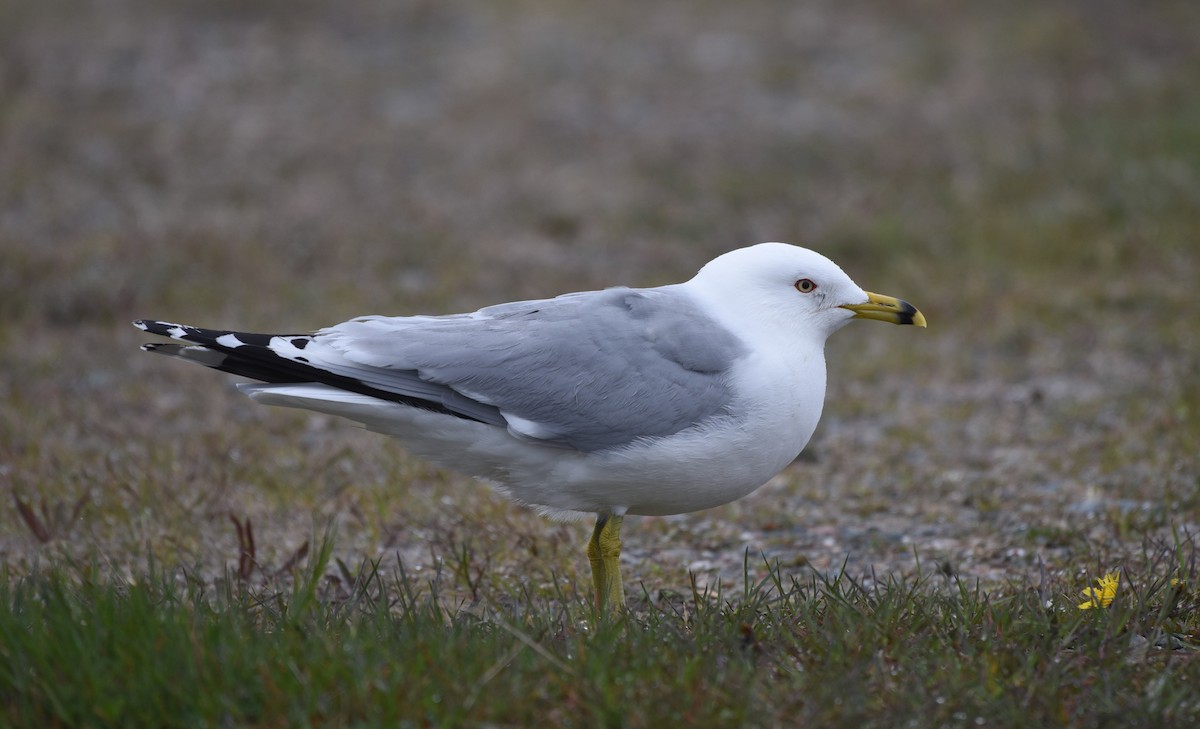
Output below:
[1078,572,1120,610]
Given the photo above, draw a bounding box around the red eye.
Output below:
[794,278,817,293]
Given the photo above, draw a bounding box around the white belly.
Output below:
[240,346,826,519]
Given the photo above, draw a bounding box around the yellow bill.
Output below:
[840,291,927,327]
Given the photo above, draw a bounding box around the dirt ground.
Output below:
[2,0,1197,603]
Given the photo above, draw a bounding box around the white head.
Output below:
[688,242,926,343]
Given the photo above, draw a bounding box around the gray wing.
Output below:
[316,286,747,452]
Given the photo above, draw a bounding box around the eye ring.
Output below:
[794,278,817,294]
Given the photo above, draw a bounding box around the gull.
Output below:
[134,242,926,612]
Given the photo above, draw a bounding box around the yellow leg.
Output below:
[586,515,625,613]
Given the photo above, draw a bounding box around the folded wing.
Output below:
[136,286,746,452]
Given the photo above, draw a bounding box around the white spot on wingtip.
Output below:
[216,333,244,348]
[167,326,187,339]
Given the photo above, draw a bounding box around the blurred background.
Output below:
[1,0,1197,598]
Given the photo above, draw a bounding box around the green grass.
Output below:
[3,529,1198,728]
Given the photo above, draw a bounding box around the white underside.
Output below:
[239,340,825,519]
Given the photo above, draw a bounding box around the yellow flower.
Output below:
[1078,572,1120,610]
